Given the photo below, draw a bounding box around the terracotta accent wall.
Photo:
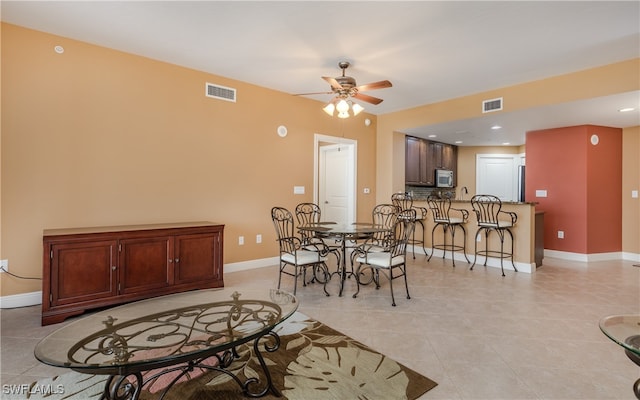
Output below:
[0,23,379,297]
[525,125,622,254]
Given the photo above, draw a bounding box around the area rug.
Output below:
[9,312,437,399]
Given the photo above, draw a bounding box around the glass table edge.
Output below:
[598,314,640,356]
[34,288,299,372]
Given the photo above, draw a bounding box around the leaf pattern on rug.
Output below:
[283,346,410,400]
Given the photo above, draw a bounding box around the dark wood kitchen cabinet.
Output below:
[406,136,458,186]
[42,222,224,325]
[405,136,432,185]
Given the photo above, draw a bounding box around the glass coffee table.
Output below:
[599,314,640,399]
[35,288,298,399]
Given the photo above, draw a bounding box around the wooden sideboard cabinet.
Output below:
[42,222,224,325]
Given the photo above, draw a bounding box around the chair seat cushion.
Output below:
[282,250,327,265]
[479,221,514,228]
[355,252,405,268]
[435,217,465,224]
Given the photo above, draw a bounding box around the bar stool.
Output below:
[426,195,470,266]
[391,192,429,258]
[470,194,518,276]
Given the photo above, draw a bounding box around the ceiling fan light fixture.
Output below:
[336,99,350,113]
[337,111,350,119]
[323,103,335,116]
[351,102,364,116]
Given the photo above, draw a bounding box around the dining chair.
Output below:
[271,206,330,296]
[426,195,470,266]
[352,208,416,306]
[294,202,341,266]
[391,192,429,258]
[470,194,518,276]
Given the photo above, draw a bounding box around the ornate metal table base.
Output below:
[101,331,282,400]
[624,335,640,400]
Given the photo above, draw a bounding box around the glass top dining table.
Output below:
[298,222,390,296]
[599,314,640,399]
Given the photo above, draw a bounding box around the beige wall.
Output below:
[622,127,640,254]
[0,23,379,296]
[2,24,639,299]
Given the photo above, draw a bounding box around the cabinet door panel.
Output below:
[405,136,423,184]
[175,233,221,283]
[51,240,117,306]
[119,237,172,294]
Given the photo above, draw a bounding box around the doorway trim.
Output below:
[314,133,357,223]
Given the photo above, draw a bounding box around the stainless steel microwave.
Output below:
[436,169,454,188]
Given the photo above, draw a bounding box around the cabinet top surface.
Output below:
[43,221,224,237]
[35,288,297,373]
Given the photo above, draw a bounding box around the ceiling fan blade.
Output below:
[293,91,334,96]
[322,76,343,90]
[353,92,384,105]
[355,80,392,92]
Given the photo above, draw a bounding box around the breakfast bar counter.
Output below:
[413,200,541,273]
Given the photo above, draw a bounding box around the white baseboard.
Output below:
[622,252,640,262]
[543,249,634,262]
[223,256,279,274]
[0,291,42,309]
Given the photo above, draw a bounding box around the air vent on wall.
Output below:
[205,82,236,102]
[482,97,503,113]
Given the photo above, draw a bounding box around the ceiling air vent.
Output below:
[205,82,236,102]
[482,97,503,113]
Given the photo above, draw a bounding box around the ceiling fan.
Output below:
[295,61,392,117]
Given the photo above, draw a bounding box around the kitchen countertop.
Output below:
[412,198,538,206]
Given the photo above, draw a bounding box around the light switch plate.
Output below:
[535,190,547,198]
[293,186,305,195]
[632,190,639,199]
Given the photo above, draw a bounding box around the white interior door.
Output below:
[315,135,356,224]
[476,154,517,200]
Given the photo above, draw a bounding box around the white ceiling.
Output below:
[2,1,639,146]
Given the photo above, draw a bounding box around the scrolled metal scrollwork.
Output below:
[65,291,290,399]
[103,373,142,400]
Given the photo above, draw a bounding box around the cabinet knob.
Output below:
[111,266,116,271]
[175,258,179,263]
[168,259,172,263]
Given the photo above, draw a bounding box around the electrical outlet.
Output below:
[558,231,564,239]
[256,234,262,244]
[0,259,8,273]
[238,236,244,245]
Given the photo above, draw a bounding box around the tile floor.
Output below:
[1,254,639,399]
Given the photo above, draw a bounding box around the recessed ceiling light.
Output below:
[491,125,502,130]
[455,140,463,144]
[428,134,437,138]
[502,142,511,146]
[619,107,635,112]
